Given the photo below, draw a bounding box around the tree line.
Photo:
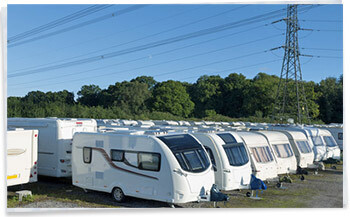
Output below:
[7,72,343,124]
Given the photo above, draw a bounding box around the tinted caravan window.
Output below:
[158,134,210,173]
[217,133,237,144]
[296,141,312,153]
[204,146,217,168]
[323,136,337,147]
[223,143,249,166]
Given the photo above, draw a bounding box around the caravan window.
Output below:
[223,143,249,166]
[312,136,324,146]
[125,152,138,167]
[111,150,124,162]
[296,141,312,153]
[273,144,293,158]
[323,136,337,147]
[217,133,237,144]
[338,133,343,140]
[158,134,210,173]
[183,151,204,171]
[250,146,274,163]
[204,146,217,168]
[138,153,161,172]
[83,147,92,164]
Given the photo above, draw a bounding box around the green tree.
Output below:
[77,84,102,107]
[151,80,194,117]
[221,73,250,118]
[190,75,224,117]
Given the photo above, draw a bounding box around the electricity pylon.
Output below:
[273,4,310,124]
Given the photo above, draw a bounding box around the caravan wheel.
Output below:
[112,187,125,203]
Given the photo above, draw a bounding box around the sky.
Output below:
[7,4,343,97]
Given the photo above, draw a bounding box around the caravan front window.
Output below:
[250,146,274,163]
[312,136,324,146]
[204,146,217,168]
[296,141,312,153]
[217,133,237,144]
[323,136,337,147]
[158,134,210,173]
[273,144,293,158]
[183,151,204,171]
[223,143,249,166]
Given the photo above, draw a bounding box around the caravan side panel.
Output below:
[7,130,38,186]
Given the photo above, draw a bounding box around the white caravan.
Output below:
[274,130,314,169]
[7,118,97,177]
[314,128,341,160]
[255,131,297,175]
[192,132,252,191]
[268,125,323,162]
[72,133,215,204]
[7,129,38,186]
[320,126,343,151]
[236,132,278,181]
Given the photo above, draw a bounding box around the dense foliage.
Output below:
[7,73,343,124]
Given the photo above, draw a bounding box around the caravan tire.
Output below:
[112,187,125,203]
[246,192,251,197]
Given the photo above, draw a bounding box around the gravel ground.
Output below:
[21,200,82,208]
[8,166,343,208]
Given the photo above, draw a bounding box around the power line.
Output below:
[10,5,248,73]
[12,33,282,87]
[301,47,343,51]
[16,49,273,89]
[8,4,317,79]
[8,5,148,48]
[8,5,114,43]
[10,5,204,63]
[300,19,342,23]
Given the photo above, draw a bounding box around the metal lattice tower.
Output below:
[273,5,310,124]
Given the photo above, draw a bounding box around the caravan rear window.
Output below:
[223,143,249,166]
[323,136,337,147]
[250,146,274,163]
[273,144,293,158]
[158,134,210,173]
[296,141,312,153]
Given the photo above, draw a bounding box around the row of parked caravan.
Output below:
[7,118,342,205]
